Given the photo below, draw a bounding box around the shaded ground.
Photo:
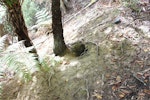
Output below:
[1,1,150,100]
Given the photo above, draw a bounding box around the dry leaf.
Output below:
[92,93,102,100]
[63,61,70,65]
[112,86,118,91]
[144,89,150,95]
[144,73,150,78]
[120,89,131,94]
[138,92,145,96]
[119,92,125,98]
[105,73,110,78]
[116,76,121,82]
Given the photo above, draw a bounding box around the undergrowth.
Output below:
[0,35,62,99]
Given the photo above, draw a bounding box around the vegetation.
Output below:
[0,0,149,99]
[124,0,140,12]
[22,0,39,27]
[0,0,33,47]
[0,37,38,82]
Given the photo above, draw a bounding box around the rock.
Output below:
[113,18,121,24]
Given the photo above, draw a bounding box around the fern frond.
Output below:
[0,41,40,82]
[0,51,39,82]
[40,55,63,73]
[35,8,51,24]
[0,35,10,52]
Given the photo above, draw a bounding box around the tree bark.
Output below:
[7,2,33,47]
[52,0,67,56]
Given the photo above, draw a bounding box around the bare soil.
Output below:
[1,1,150,100]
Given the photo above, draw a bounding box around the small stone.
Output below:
[114,18,121,24]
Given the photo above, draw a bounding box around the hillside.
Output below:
[1,0,150,100]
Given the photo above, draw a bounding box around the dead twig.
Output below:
[142,68,150,74]
[132,73,147,86]
[72,88,81,97]
[85,79,90,100]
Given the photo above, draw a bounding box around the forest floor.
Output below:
[1,0,150,100]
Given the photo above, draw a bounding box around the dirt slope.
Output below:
[1,1,150,100]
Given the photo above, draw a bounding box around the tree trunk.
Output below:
[7,2,33,47]
[52,0,68,56]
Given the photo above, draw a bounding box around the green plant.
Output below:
[0,51,40,82]
[0,35,62,82]
[3,14,14,33]
[0,36,40,82]
[123,0,141,12]
[0,5,13,33]
[40,55,63,73]
[0,6,5,23]
[22,0,39,27]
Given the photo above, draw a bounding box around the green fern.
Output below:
[40,56,61,72]
[0,36,40,82]
[0,35,56,82]
[0,35,10,52]
[22,0,39,27]
[0,50,39,82]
